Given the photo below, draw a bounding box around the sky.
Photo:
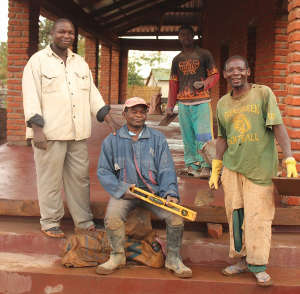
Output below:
[0,1,8,42]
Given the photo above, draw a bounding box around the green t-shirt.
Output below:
[217,84,283,185]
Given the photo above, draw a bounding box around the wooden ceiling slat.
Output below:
[42,0,119,46]
[120,38,182,51]
[94,0,150,24]
[77,0,99,8]
[103,0,190,33]
[90,0,134,17]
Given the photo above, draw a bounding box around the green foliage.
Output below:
[0,42,7,85]
[77,35,85,57]
[39,17,53,49]
[128,60,144,86]
[128,51,167,86]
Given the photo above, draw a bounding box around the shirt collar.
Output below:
[119,125,150,139]
[46,44,75,59]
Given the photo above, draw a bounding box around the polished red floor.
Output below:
[0,106,222,206]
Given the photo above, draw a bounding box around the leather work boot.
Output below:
[165,224,192,278]
[96,224,126,275]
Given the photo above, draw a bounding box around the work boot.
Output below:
[165,224,192,278]
[96,224,126,275]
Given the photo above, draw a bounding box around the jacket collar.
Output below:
[119,125,151,139]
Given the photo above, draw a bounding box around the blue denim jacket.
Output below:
[97,125,179,200]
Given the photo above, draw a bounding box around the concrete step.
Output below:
[0,252,300,294]
[1,216,300,268]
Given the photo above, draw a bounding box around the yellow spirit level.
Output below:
[129,186,197,222]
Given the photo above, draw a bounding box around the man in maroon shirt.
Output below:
[166,25,219,178]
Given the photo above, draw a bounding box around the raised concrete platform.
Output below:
[1,105,300,225]
[0,252,300,294]
[1,216,300,268]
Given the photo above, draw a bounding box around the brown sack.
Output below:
[62,231,110,268]
[125,231,165,268]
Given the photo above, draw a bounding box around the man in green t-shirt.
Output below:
[209,55,298,287]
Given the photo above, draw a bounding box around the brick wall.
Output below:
[202,0,278,113]
[99,45,121,104]
[0,88,7,141]
[111,47,120,104]
[99,45,111,103]
[119,49,128,104]
[273,16,288,116]
[286,0,300,172]
[85,37,98,84]
[6,0,31,144]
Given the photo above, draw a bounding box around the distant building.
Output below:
[146,68,170,99]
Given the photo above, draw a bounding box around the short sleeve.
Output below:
[217,106,226,138]
[264,87,283,128]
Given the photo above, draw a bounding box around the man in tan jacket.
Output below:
[22,18,118,238]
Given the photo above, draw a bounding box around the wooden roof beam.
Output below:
[120,38,182,51]
[94,0,151,24]
[90,0,135,17]
[42,0,120,47]
[105,0,190,33]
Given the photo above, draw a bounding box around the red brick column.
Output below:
[273,16,288,117]
[7,0,40,145]
[99,44,121,104]
[279,0,300,205]
[111,47,120,104]
[286,0,300,173]
[99,44,111,104]
[119,49,128,103]
[85,37,99,86]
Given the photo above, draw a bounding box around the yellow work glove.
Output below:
[285,157,298,178]
[209,159,223,189]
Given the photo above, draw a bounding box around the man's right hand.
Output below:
[32,125,47,150]
[165,107,174,116]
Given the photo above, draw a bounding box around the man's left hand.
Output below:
[193,81,204,90]
[166,196,179,206]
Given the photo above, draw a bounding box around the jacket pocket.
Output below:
[41,71,59,94]
[74,71,89,90]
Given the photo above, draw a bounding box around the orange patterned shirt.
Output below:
[170,47,218,101]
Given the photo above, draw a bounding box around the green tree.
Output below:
[39,17,53,49]
[0,42,7,85]
[128,60,144,86]
[128,51,167,86]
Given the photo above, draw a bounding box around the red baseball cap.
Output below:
[123,97,148,111]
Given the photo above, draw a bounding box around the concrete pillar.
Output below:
[7,0,40,145]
